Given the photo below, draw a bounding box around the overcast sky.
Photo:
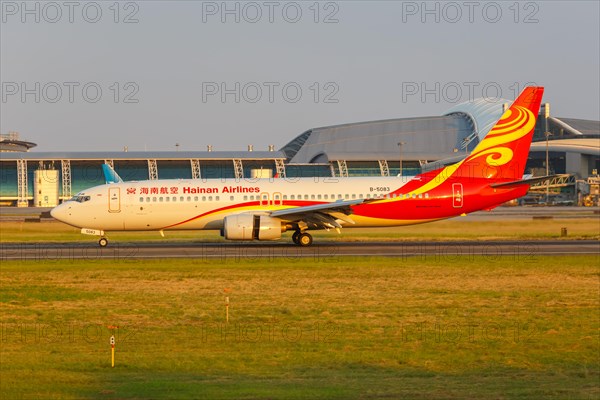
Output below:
[1,1,599,152]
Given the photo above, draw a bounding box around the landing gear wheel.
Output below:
[98,237,108,247]
[292,231,301,244]
[297,232,313,247]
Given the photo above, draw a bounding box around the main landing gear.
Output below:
[292,231,313,247]
[98,237,108,247]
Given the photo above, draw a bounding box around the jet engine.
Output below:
[222,214,286,241]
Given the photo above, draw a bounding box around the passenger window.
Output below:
[352,194,356,199]
[173,196,177,202]
[230,196,234,201]
[208,196,212,201]
[166,197,170,202]
[304,195,309,200]
[290,195,295,200]
[146,197,150,202]
[180,196,184,202]
[425,193,429,198]
[152,197,157,202]
[345,194,349,199]
[324,194,328,199]
[359,194,363,199]
[194,196,198,201]
[283,195,288,200]
[159,197,163,202]
[202,196,206,201]
[140,197,144,202]
[216,196,219,201]
[187,196,191,201]
[317,194,322,200]
[243,195,248,201]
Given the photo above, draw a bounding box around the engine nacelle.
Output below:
[222,214,285,241]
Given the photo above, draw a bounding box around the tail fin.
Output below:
[102,164,123,184]
[453,86,544,181]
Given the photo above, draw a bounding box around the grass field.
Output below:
[1,218,599,243]
[1,255,598,399]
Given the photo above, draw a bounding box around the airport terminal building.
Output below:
[1,98,598,207]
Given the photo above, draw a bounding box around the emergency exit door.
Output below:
[452,183,463,208]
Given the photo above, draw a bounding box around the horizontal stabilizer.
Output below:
[490,174,566,189]
[102,164,123,184]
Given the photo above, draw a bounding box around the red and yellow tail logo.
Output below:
[452,86,544,181]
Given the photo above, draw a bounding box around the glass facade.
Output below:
[526,151,566,175]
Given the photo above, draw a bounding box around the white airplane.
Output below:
[51,87,551,247]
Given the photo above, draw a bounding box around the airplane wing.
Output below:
[270,199,365,230]
[490,174,566,189]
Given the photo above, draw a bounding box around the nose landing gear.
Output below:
[99,237,108,247]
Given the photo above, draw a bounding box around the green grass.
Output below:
[1,256,598,399]
[1,218,599,243]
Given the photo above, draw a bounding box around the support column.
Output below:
[190,159,201,179]
[275,159,286,178]
[233,159,243,180]
[336,160,348,178]
[378,160,389,177]
[61,160,72,202]
[148,159,158,180]
[17,159,28,207]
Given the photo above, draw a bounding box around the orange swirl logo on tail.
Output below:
[467,105,535,164]
[377,105,537,202]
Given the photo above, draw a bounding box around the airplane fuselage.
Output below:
[51,175,525,232]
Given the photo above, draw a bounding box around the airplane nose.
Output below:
[50,205,66,222]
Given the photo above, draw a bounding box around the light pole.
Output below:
[545,131,552,204]
[397,142,406,176]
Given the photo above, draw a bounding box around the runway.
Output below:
[1,240,598,261]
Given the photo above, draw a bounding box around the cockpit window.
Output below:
[69,195,91,203]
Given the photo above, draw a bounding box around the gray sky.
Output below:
[1,1,599,152]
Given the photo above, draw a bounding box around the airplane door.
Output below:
[260,193,270,206]
[452,183,463,208]
[108,187,121,213]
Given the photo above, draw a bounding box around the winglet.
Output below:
[102,164,123,184]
